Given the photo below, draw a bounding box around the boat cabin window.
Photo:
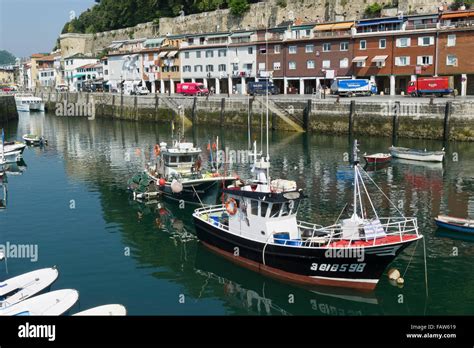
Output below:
[179,155,193,163]
[250,200,259,215]
[280,202,290,217]
[270,203,282,218]
[260,201,269,217]
[289,200,300,214]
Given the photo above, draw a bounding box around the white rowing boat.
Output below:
[73,304,127,316]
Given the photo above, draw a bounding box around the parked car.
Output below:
[134,86,149,95]
[176,82,209,96]
[247,81,279,95]
[407,76,453,97]
[330,79,377,97]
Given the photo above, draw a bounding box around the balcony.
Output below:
[313,30,351,38]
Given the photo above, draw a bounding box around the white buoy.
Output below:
[388,268,401,281]
[171,179,183,193]
[396,277,405,285]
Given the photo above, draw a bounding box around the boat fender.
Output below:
[170,179,183,193]
[225,198,238,215]
[159,178,166,186]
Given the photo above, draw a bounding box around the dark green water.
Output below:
[1,112,473,315]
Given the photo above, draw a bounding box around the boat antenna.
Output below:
[265,25,270,182]
[352,139,360,218]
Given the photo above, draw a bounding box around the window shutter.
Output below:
[406,57,410,65]
[417,56,423,65]
[407,38,411,46]
[395,57,400,66]
[418,37,423,46]
[429,56,433,65]
[429,37,434,45]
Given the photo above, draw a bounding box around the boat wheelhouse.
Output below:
[193,142,422,290]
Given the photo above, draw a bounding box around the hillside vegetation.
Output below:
[62,0,258,34]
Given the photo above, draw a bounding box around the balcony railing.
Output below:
[313,31,351,38]
[405,23,438,30]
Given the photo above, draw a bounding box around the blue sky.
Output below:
[0,0,96,58]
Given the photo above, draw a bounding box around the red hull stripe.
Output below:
[201,242,378,291]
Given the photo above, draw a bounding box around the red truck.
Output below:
[407,76,453,97]
[176,82,209,96]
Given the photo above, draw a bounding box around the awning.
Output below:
[144,38,164,47]
[108,42,123,49]
[158,51,168,58]
[291,25,314,31]
[357,18,404,26]
[331,21,354,30]
[314,23,334,31]
[230,32,253,38]
[352,56,368,63]
[73,73,86,78]
[206,34,229,39]
[441,11,474,19]
[371,55,388,62]
[167,51,178,57]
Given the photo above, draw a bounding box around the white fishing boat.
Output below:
[193,140,422,290]
[0,141,26,156]
[14,94,45,112]
[0,289,79,316]
[0,268,59,309]
[73,304,127,316]
[0,150,22,165]
[131,137,236,204]
[389,146,445,162]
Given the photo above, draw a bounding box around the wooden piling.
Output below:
[348,100,355,136]
[192,96,197,125]
[392,101,400,145]
[220,98,225,126]
[304,99,311,131]
[443,101,452,142]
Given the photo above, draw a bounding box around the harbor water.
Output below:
[0,111,473,315]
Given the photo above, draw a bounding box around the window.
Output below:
[356,61,365,68]
[260,47,267,54]
[396,38,411,47]
[447,34,456,47]
[288,61,296,70]
[379,38,386,49]
[307,60,315,69]
[446,55,457,66]
[183,65,191,72]
[305,44,314,53]
[261,201,269,217]
[340,58,349,68]
[218,64,226,72]
[218,49,226,57]
[417,56,433,65]
[206,64,214,72]
[289,46,297,54]
[395,56,410,66]
[270,203,281,217]
[251,200,259,215]
[205,50,214,58]
[104,69,108,75]
[340,42,349,51]
[196,51,201,58]
[248,47,253,55]
[273,62,281,70]
[232,63,238,71]
[194,65,203,72]
[184,52,190,59]
[418,36,434,46]
[244,63,252,71]
[322,60,330,68]
[274,45,280,54]
[360,40,367,50]
[323,43,331,52]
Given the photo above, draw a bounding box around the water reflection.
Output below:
[1,112,473,315]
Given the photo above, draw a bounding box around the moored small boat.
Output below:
[14,93,45,112]
[389,146,444,162]
[434,215,474,234]
[363,153,391,164]
[73,304,127,316]
[0,267,59,309]
[22,134,47,146]
[0,289,79,316]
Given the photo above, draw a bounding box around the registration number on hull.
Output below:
[310,263,366,273]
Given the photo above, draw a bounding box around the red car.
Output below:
[176,82,209,96]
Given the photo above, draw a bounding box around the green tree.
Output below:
[364,3,383,18]
[0,50,16,65]
[229,0,249,16]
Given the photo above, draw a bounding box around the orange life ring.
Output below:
[225,198,238,215]
[154,144,160,156]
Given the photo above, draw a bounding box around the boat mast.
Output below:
[353,139,360,218]
[265,25,270,182]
